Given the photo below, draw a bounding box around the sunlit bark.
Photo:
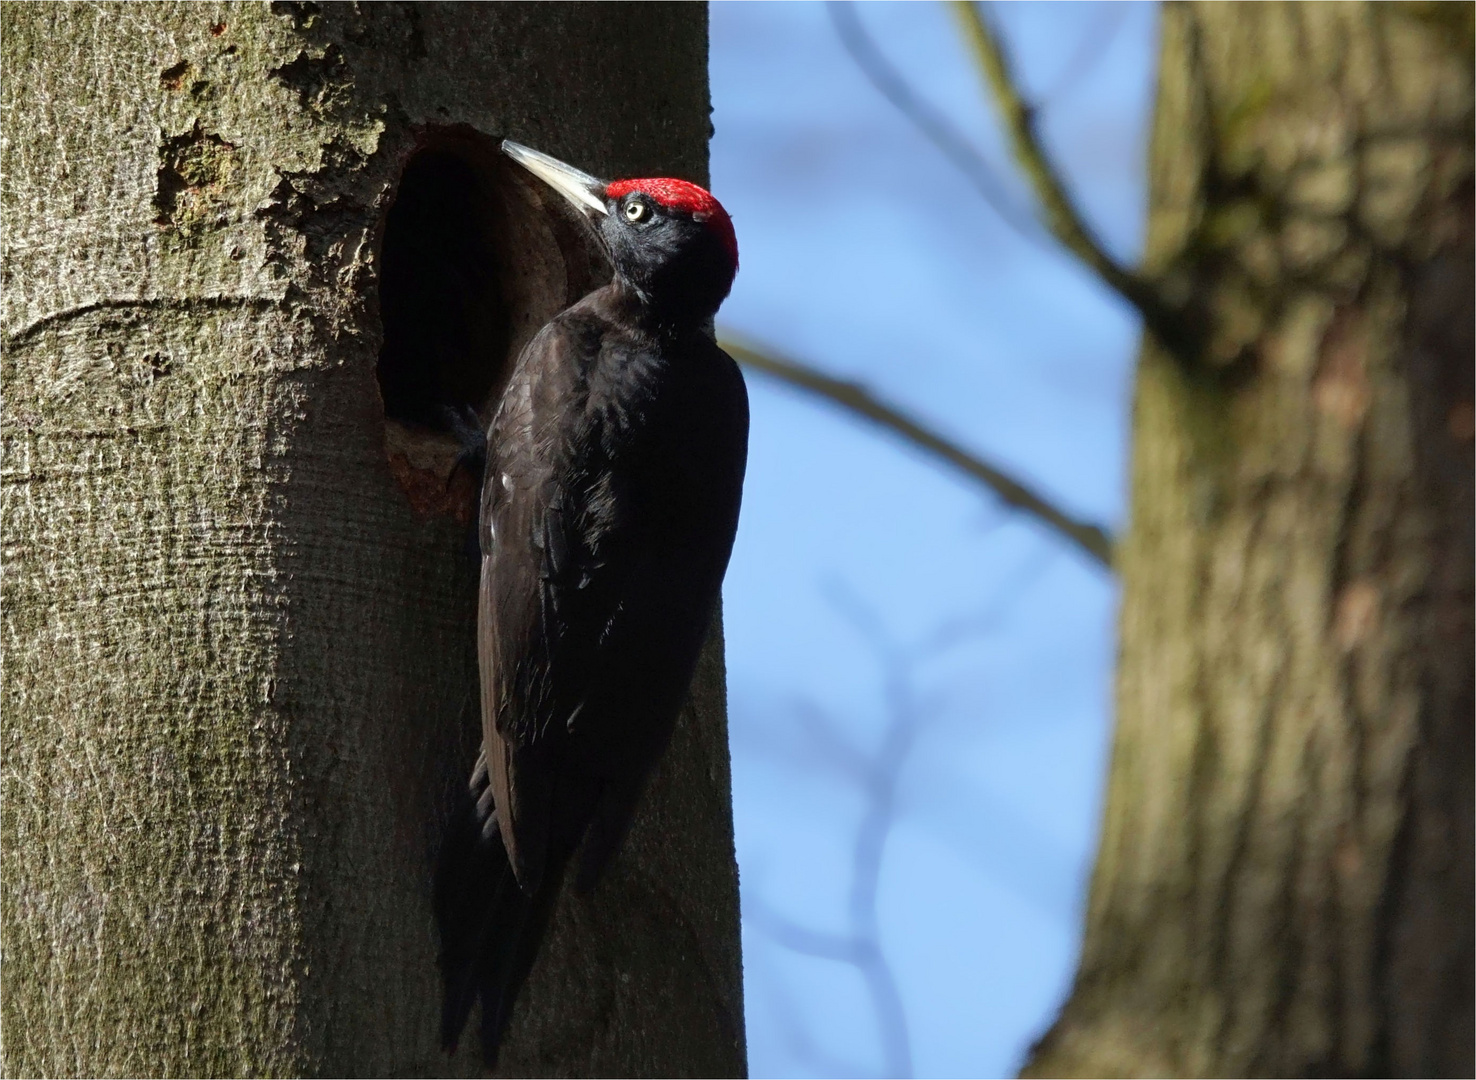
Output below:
[1,4,744,1075]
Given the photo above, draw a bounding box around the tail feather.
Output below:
[435,766,534,1066]
[434,762,614,1067]
[476,875,534,1063]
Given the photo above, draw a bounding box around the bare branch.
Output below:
[720,333,1116,570]
[917,540,1057,655]
[745,900,861,963]
[743,586,923,1079]
[745,564,1065,1077]
[746,898,914,1076]
[1039,2,1131,108]
[948,1,1191,356]
[825,1,1042,243]
[795,698,876,782]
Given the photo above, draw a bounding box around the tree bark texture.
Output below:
[1,4,745,1077]
[1027,4,1472,1077]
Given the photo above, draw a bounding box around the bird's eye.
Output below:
[624,199,648,223]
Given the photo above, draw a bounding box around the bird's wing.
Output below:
[476,316,628,892]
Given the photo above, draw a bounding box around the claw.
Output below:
[441,404,488,490]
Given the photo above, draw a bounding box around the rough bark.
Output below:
[1025,4,1473,1077]
[1,3,745,1077]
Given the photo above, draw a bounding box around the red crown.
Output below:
[606,178,738,269]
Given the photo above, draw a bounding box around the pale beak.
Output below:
[501,140,609,219]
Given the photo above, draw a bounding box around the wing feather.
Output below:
[476,315,621,892]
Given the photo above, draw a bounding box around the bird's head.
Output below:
[502,139,738,322]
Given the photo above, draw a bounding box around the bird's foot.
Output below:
[440,404,488,490]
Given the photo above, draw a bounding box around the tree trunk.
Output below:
[1,3,744,1076]
[1026,4,1472,1076]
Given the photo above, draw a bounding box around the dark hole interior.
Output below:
[376,149,509,427]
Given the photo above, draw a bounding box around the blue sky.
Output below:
[709,4,1157,1076]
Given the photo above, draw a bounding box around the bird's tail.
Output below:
[434,753,559,1068]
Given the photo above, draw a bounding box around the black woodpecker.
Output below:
[434,140,749,1066]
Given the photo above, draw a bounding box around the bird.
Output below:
[434,139,749,1067]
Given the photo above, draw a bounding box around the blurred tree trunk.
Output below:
[1026,4,1472,1076]
[1,3,744,1077]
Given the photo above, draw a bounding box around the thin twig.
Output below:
[741,566,1062,1077]
[949,1,1190,356]
[745,584,923,1079]
[1037,2,1130,109]
[720,333,1116,570]
[826,1,1042,243]
[745,814,915,1079]
[745,902,860,962]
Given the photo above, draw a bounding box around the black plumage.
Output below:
[435,141,748,1066]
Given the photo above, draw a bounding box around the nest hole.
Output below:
[375,127,607,520]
